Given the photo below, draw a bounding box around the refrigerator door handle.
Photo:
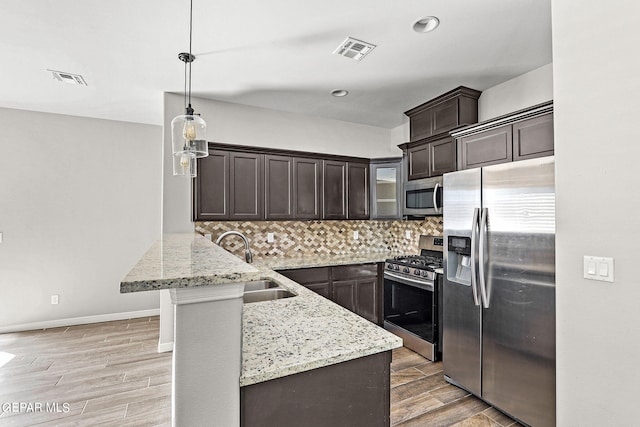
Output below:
[470,207,480,306]
[479,207,490,309]
[433,183,440,213]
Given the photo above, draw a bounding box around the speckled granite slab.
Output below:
[240,268,403,387]
[256,252,406,271]
[121,233,403,386]
[120,233,262,293]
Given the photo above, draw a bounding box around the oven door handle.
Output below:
[384,272,434,292]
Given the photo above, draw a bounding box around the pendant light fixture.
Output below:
[171,0,208,177]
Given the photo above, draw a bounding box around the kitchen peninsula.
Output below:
[120,233,402,426]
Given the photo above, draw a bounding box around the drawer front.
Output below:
[332,264,378,280]
[279,267,330,284]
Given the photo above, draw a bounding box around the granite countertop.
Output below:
[121,233,403,387]
[120,233,264,293]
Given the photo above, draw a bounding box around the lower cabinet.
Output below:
[241,351,391,427]
[279,263,382,325]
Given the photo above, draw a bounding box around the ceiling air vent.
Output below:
[333,37,376,61]
[47,69,88,86]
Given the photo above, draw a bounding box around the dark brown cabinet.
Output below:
[513,114,554,161]
[405,87,481,142]
[405,135,456,180]
[407,144,430,180]
[323,160,347,219]
[265,155,294,220]
[193,143,369,221]
[458,124,513,170]
[293,158,322,219]
[194,150,230,220]
[455,104,554,170]
[229,152,264,220]
[332,280,356,312]
[279,263,381,324]
[347,162,369,219]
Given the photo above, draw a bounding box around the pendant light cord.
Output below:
[187,0,193,110]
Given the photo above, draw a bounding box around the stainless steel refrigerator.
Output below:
[443,156,555,427]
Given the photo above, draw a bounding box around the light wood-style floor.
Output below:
[0,317,519,426]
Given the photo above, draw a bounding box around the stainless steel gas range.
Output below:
[383,235,444,361]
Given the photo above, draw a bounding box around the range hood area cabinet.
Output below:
[453,101,554,170]
[401,86,482,180]
[193,143,370,221]
[400,135,457,181]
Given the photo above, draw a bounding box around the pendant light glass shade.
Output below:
[172,151,197,178]
[171,113,208,158]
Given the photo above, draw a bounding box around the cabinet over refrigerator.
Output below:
[443,156,556,427]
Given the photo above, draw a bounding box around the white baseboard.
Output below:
[0,309,161,334]
[157,341,174,353]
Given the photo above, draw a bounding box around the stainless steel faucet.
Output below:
[215,231,254,263]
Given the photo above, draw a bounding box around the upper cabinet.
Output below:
[194,143,369,221]
[229,152,264,220]
[347,162,369,219]
[454,102,554,170]
[293,158,322,219]
[405,86,482,142]
[370,159,402,220]
[323,160,347,220]
[400,86,481,179]
[194,150,230,220]
[265,155,294,220]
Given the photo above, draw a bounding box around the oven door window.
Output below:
[384,278,434,343]
[405,187,442,210]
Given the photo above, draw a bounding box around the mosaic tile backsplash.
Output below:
[195,218,443,260]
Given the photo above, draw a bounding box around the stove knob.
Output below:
[402,267,410,273]
[414,269,421,276]
[422,271,429,277]
[386,263,393,270]
[394,265,400,271]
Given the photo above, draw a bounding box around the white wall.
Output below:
[0,108,162,330]
[478,63,553,121]
[553,1,640,425]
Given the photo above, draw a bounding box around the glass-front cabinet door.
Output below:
[370,159,402,219]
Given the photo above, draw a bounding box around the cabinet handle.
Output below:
[433,183,440,213]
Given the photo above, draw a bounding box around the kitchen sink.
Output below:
[243,280,281,292]
[243,286,296,304]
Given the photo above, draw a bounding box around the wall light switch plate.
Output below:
[0,232,3,243]
[267,233,274,243]
[51,295,59,305]
[353,231,359,240]
[583,256,614,282]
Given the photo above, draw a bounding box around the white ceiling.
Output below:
[0,0,552,129]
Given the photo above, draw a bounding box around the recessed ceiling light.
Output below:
[331,89,349,97]
[413,16,440,33]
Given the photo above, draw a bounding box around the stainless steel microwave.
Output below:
[403,176,443,216]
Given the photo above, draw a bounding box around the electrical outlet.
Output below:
[51,295,59,305]
[267,233,274,243]
[405,230,412,239]
[204,233,212,241]
[353,231,359,240]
